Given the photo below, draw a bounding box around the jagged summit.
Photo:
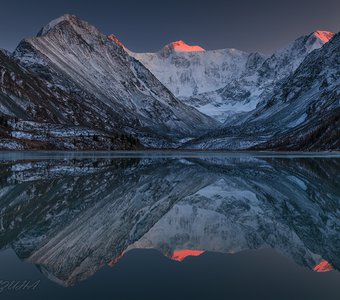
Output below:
[275,30,334,56]
[312,30,334,43]
[298,30,335,52]
[36,14,101,40]
[37,14,75,36]
[162,40,205,53]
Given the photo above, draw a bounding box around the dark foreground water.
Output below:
[0,151,339,300]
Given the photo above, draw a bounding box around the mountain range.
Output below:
[0,14,338,150]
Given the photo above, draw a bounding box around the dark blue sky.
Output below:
[0,0,339,53]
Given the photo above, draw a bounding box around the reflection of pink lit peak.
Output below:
[313,31,334,43]
[108,252,125,267]
[168,40,205,52]
[313,260,334,273]
[171,250,205,261]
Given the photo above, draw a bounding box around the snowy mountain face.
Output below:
[0,158,215,286]
[12,15,217,148]
[131,41,253,98]
[0,49,140,150]
[0,156,339,285]
[183,32,340,150]
[130,42,266,121]
[252,32,340,150]
[131,31,334,122]
[256,31,335,84]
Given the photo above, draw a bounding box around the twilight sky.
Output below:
[0,0,339,53]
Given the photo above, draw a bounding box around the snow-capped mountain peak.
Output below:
[296,30,335,53]
[36,14,111,49]
[312,30,335,43]
[253,29,336,85]
[37,14,75,36]
[163,40,205,53]
[130,43,251,99]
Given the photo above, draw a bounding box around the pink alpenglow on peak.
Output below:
[168,40,205,52]
[108,34,125,48]
[313,31,334,43]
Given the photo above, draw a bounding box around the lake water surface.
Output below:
[0,151,339,300]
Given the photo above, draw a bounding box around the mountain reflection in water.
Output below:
[0,152,339,295]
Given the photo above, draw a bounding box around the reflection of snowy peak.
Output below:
[0,156,339,285]
[128,158,340,270]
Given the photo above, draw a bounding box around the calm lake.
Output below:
[0,151,339,300]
